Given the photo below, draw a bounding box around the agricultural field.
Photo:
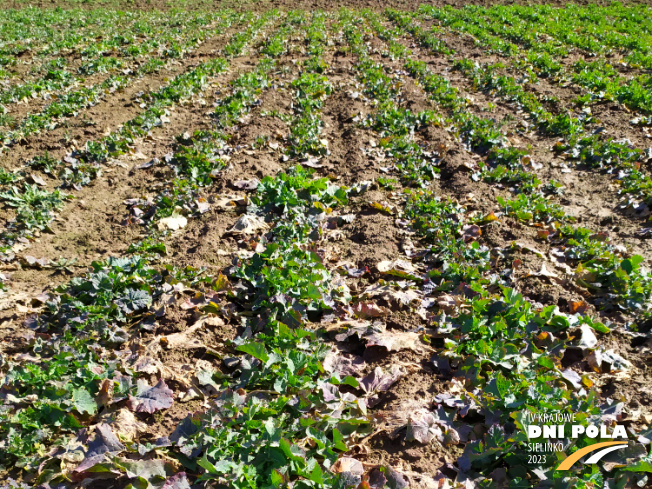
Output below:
[1,2,652,488]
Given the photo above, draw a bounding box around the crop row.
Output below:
[358,10,652,330]
[0,11,385,488]
[414,5,652,119]
[126,10,288,230]
[0,11,245,147]
[0,9,226,81]
[385,9,652,228]
[419,4,652,65]
[171,17,365,485]
[0,10,233,113]
[342,13,439,187]
[333,10,650,486]
[0,11,269,289]
[0,10,283,476]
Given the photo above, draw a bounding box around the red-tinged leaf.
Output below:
[352,301,390,319]
[462,224,481,242]
[569,300,589,313]
[127,379,174,414]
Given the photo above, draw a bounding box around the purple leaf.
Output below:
[162,473,191,489]
[383,467,408,489]
[232,179,260,190]
[406,411,440,444]
[127,379,174,414]
[87,424,125,456]
[322,351,364,377]
[360,366,404,395]
[369,469,387,489]
[74,424,125,473]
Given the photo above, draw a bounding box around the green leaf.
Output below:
[270,469,284,486]
[306,460,324,484]
[236,342,269,363]
[341,376,359,388]
[537,356,555,370]
[279,438,305,463]
[332,428,348,451]
[622,255,644,274]
[586,320,610,334]
[72,387,97,415]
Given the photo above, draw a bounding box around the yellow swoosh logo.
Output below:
[556,441,628,470]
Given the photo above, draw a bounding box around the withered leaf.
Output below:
[352,302,390,319]
[461,224,481,242]
[377,259,419,280]
[601,350,633,371]
[370,201,396,215]
[331,457,364,476]
[362,283,422,306]
[115,457,167,481]
[101,408,146,441]
[232,179,260,190]
[436,294,459,312]
[365,330,428,353]
[569,300,589,314]
[560,369,582,390]
[21,255,49,268]
[574,324,598,349]
[134,356,161,374]
[228,214,269,234]
[157,210,187,231]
